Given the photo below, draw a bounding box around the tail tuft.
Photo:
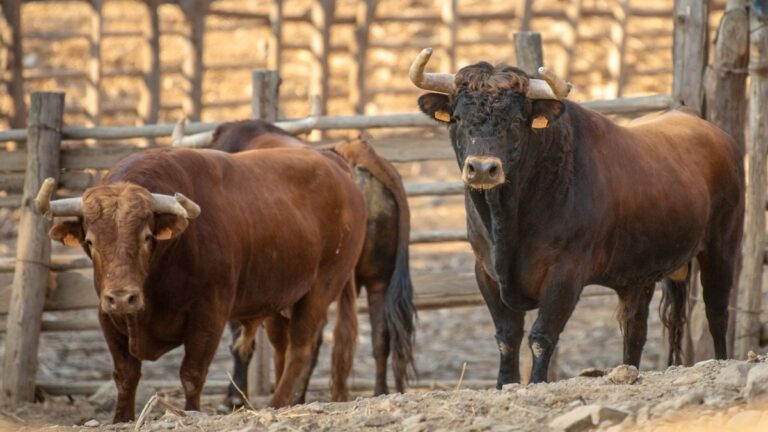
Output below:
[660,269,690,366]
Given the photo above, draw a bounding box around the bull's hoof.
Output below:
[217,395,245,414]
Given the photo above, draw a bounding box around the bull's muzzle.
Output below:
[101,289,144,315]
[462,156,505,189]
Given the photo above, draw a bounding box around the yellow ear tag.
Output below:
[434,111,451,123]
[532,116,549,129]
[62,234,80,248]
[155,228,173,241]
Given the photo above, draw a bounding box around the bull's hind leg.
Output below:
[698,247,739,360]
[617,284,655,367]
[363,278,391,395]
[475,261,525,387]
[222,321,252,411]
[265,314,289,387]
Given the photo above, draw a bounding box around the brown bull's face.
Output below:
[417,63,565,190]
[49,182,189,315]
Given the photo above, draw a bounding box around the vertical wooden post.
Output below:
[609,0,629,98]
[2,0,25,129]
[350,0,377,114]
[248,71,281,398]
[513,32,559,382]
[140,0,161,136]
[86,0,103,126]
[268,0,283,73]
[563,0,583,81]
[704,0,749,357]
[1,92,64,405]
[672,0,710,111]
[734,1,768,359]
[440,0,457,73]
[519,0,535,32]
[180,0,206,121]
[309,0,335,140]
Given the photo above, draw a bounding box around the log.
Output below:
[410,230,467,244]
[2,0,25,129]
[180,0,206,121]
[404,181,464,197]
[86,0,103,126]
[513,32,543,74]
[0,93,64,405]
[704,0,749,358]
[0,270,97,313]
[672,0,710,111]
[268,0,283,71]
[734,5,768,359]
[440,0,457,73]
[349,0,377,114]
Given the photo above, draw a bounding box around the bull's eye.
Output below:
[84,239,93,248]
[145,234,154,243]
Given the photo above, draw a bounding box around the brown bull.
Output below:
[208,120,416,406]
[38,147,366,422]
[411,48,744,385]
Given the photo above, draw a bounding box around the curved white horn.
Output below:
[171,117,188,146]
[409,48,455,94]
[172,130,215,148]
[173,193,201,219]
[35,177,84,218]
[274,117,320,135]
[526,79,560,100]
[537,67,572,98]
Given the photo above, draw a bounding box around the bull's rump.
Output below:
[584,109,743,284]
[105,147,365,320]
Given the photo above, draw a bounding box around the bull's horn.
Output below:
[173,193,201,219]
[171,117,187,146]
[171,130,215,148]
[409,48,455,94]
[274,116,320,135]
[537,67,572,98]
[35,177,84,218]
[526,79,560,100]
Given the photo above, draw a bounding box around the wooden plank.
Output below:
[268,0,283,72]
[405,181,463,197]
[309,0,335,130]
[0,269,97,313]
[513,32,543,74]
[0,92,64,405]
[519,0,535,32]
[180,0,206,121]
[2,0,25,128]
[140,0,161,137]
[704,0,749,357]
[410,230,466,244]
[440,0,457,73]
[611,1,630,97]
[86,0,103,126]
[252,71,280,122]
[0,171,97,194]
[0,254,92,273]
[734,6,768,359]
[671,0,710,111]
[61,145,143,170]
[349,0,377,114]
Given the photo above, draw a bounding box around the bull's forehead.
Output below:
[455,90,527,132]
[83,183,153,230]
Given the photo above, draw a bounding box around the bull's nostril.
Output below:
[467,164,476,174]
[127,294,137,305]
[106,295,115,306]
[488,165,499,179]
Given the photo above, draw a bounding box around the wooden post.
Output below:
[513,32,558,382]
[563,0,583,81]
[671,0,710,111]
[609,0,629,98]
[267,0,283,73]
[180,0,207,121]
[86,0,103,126]
[519,0,535,32]
[704,0,749,357]
[440,0,457,73]
[350,0,377,114]
[248,70,281,398]
[309,0,335,140]
[734,1,768,359]
[2,0,25,129]
[0,92,64,405]
[140,0,161,137]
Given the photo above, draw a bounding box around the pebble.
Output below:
[549,405,629,432]
[578,368,605,378]
[693,359,717,368]
[83,419,100,427]
[501,383,520,391]
[747,350,759,363]
[607,365,638,385]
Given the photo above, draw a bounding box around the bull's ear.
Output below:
[154,214,189,241]
[529,100,565,129]
[418,93,452,123]
[49,221,84,248]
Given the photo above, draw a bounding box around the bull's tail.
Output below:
[660,265,690,366]
[331,278,358,402]
[385,241,417,391]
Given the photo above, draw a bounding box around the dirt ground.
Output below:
[5,358,768,431]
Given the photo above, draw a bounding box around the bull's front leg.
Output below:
[99,314,142,423]
[528,276,581,383]
[474,261,525,387]
[180,317,227,412]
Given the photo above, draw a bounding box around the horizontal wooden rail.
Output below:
[0,95,673,143]
[404,181,464,196]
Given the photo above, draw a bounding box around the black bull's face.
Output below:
[417,87,565,190]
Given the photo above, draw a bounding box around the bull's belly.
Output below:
[594,238,700,288]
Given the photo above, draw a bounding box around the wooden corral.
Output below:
[0,0,730,129]
[0,1,765,411]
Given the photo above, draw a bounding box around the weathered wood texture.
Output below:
[671,0,710,111]
[310,0,335,118]
[248,70,281,398]
[734,4,768,359]
[86,0,102,126]
[268,0,283,72]
[350,0,377,113]
[180,0,206,121]
[2,0,26,129]
[704,0,750,359]
[140,0,161,130]
[0,92,64,405]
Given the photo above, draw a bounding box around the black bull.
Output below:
[415,60,744,386]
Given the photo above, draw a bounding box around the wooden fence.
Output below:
[1,0,729,129]
[0,6,765,404]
